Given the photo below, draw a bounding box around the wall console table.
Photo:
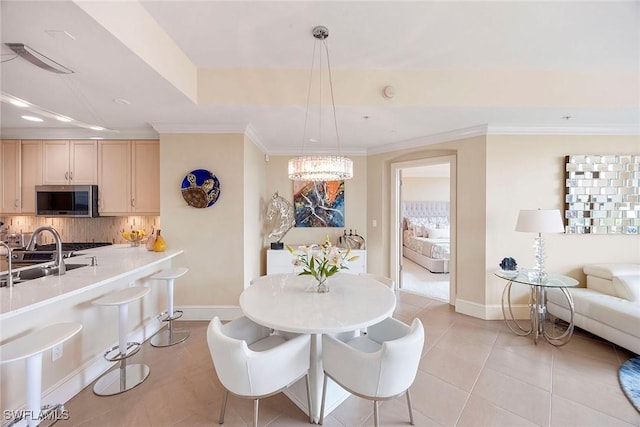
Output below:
[496,270,579,346]
[267,248,366,275]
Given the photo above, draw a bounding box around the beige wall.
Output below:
[243,136,268,286]
[367,139,484,307]
[264,155,368,249]
[161,133,247,306]
[402,177,450,201]
[367,133,639,318]
[485,135,640,307]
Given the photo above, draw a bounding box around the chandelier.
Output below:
[288,26,353,182]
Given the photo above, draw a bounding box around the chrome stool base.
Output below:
[151,328,189,347]
[151,309,188,347]
[93,363,150,396]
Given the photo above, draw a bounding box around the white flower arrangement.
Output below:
[287,237,359,286]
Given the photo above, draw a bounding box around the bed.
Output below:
[402,201,450,273]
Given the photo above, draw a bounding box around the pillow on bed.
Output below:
[425,227,450,239]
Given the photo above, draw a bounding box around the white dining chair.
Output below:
[319,317,424,426]
[359,273,396,292]
[207,316,312,427]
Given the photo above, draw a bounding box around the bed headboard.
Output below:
[402,201,449,219]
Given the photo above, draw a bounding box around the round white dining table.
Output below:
[240,273,396,423]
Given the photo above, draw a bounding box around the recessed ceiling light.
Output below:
[113,98,130,105]
[10,99,29,108]
[21,115,43,122]
[89,126,105,131]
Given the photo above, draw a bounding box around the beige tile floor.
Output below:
[58,292,640,426]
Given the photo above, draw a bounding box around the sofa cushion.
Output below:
[548,288,640,338]
[584,263,640,302]
[586,276,617,298]
[614,274,640,302]
[583,263,640,281]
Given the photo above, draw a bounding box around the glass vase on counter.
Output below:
[152,229,166,252]
[146,227,156,251]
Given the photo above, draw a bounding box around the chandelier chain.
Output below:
[322,38,342,154]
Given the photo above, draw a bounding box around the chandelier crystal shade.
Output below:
[288,155,353,181]
[288,26,353,182]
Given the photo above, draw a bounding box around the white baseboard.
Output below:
[455,298,530,320]
[177,305,242,321]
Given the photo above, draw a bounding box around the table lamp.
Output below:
[515,209,565,283]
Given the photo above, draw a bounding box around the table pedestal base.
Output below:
[284,334,350,423]
[502,280,575,346]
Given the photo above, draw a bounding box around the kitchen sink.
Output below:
[0,263,90,286]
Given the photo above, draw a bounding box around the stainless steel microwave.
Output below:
[35,185,99,217]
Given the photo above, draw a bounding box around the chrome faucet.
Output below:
[0,241,12,287]
[26,226,66,275]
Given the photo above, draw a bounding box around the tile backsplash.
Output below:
[2,216,160,245]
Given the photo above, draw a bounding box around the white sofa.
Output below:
[547,263,640,355]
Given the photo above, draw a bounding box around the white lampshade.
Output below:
[515,209,565,233]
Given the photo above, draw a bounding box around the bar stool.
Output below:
[0,322,82,427]
[150,267,189,347]
[93,286,150,396]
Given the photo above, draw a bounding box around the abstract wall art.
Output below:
[293,180,345,227]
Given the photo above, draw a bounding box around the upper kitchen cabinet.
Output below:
[0,140,21,214]
[132,140,160,214]
[98,140,159,215]
[43,140,97,185]
[20,140,43,214]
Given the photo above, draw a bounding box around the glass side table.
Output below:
[496,270,579,346]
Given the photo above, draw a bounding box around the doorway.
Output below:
[390,156,456,304]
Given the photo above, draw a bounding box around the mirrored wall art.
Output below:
[565,155,639,234]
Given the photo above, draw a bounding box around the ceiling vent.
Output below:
[5,43,73,74]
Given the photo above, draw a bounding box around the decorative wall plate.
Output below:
[181,169,221,208]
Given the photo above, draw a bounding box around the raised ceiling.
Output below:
[1,1,638,154]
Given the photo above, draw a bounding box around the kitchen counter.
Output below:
[0,244,183,320]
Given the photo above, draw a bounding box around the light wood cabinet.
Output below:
[0,140,21,214]
[43,140,97,185]
[98,140,159,215]
[132,140,160,214]
[97,140,131,214]
[20,140,43,214]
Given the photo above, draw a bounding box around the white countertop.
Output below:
[1,244,183,320]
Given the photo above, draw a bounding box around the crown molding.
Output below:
[367,125,489,155]
[244,124,269,154]
[0,127,158,140]
[266,146,368,156]
[487,124,640,135]
[150,123,249,134]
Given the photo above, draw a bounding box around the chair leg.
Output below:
[319,374,328,425]
[406,389,415,425]
[219,390,228,424]
[305,374,313,424]
[253,399,259,427]
[373,400,379,427]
